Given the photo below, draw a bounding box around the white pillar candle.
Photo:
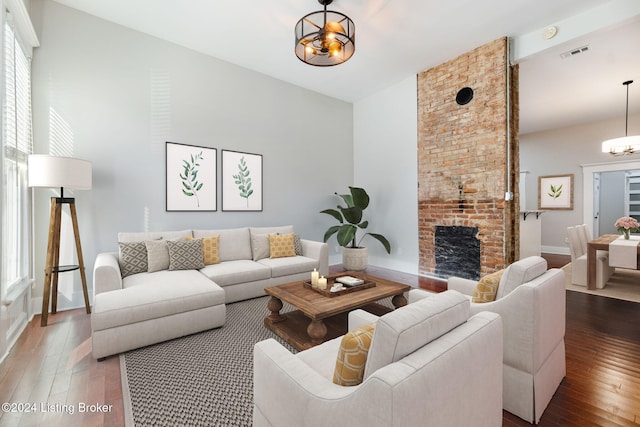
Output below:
[318,276,327,290]
[311,269,319,287]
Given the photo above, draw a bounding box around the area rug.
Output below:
[119,296,298,427]
[562,263,640,303]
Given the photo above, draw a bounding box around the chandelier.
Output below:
[602,80,640,156]
[295,0,355,67]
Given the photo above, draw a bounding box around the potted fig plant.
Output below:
[320,186,391,271]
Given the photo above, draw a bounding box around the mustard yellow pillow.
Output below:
[187,235,220,265]
[472,269,505,303]
[268,233,296,259]
[333,324,375,386]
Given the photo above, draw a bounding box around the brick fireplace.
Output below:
[417,38,519,278]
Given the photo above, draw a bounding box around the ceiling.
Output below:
[49,0,640,135]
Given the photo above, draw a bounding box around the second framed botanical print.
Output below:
[221,150,263,211]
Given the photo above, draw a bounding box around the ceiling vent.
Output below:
[560,45,590,59]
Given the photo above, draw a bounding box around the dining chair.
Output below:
[566,224,613,288]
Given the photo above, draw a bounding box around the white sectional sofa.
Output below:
[91,225,328,359]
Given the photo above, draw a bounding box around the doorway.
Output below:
[583,161,640,236]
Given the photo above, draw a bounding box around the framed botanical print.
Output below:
[166,142,217,211]
[221,150,263,211]
[538,174,573,210]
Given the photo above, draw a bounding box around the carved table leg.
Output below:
[266,296,284,324]
[392,293,408,309]
[307,319,328,346]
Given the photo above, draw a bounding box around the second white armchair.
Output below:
[409,256,566,424]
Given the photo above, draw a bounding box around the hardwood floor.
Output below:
[2,254,639,426]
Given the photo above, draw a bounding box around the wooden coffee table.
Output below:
[264,272,411,351]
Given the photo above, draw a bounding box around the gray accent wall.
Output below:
[29,0,353,310]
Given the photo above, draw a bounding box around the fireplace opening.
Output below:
[435,226,480,280]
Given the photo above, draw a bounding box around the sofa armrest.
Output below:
[301,239,329,276]
[447,277,478,296]
[93,252,123,296]
[348,309,379,330]
[254,339,357,426]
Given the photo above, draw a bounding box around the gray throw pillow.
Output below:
[119,241,148,277]
[167,239,205,271]
[145,240,170,272]
[294,233,303,256]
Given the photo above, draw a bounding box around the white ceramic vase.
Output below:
[342,247,368,271]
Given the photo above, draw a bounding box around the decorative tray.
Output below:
[303,278,376,297]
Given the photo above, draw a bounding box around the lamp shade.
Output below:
[28,155,92,190]
[601,135,640,155]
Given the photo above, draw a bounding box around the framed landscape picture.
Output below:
[538,174,573,210]
[166,142,217,211]
[222,150,263,211]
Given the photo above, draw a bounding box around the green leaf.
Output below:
[358,221,369,229]
[340,206,363,225]
[336,225,358,247]
[320,209,344,223]
[196,183,203,191]
[182,190,193,196]
[366,233,391,254]
[335,192,354,208]
[323,226,340,243]
[349,187,370,210]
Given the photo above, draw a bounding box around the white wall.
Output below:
[520,112,640,253]
[29,0,353,310]
[352,76,419,273]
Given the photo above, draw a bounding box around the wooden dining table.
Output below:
[587,234,640,289]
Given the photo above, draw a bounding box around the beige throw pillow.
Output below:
[472,269,505,303]
[333,324,375,386]
[268,233,296,258]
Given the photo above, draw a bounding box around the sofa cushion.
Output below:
[145,240,170,273]
[364,290,469,378]
[257,256,318,278]
[251,234,270,261]
[333,324,375,386]
[193,228,252,261]
[496,256,548,299]
[167,239,205,271]
[249,225,294,237]
[199,260,271,286]
[92,270,225,331]
[472,269,504,303]
[118,230,192,243]
[119,241,148,277]
[269,233,296,258]
[188,235,220,265]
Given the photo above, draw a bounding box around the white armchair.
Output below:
[566,224,613,288]
[253,290,503,427]
[409,256,566,424]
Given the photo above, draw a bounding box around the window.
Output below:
[2,13,32,295]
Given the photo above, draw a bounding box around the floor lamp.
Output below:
[28,155,92,326]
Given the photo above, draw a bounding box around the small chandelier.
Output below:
[602,80,640,156]
[295,0,355,67]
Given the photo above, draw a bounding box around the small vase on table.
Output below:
[623,229,631,240]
